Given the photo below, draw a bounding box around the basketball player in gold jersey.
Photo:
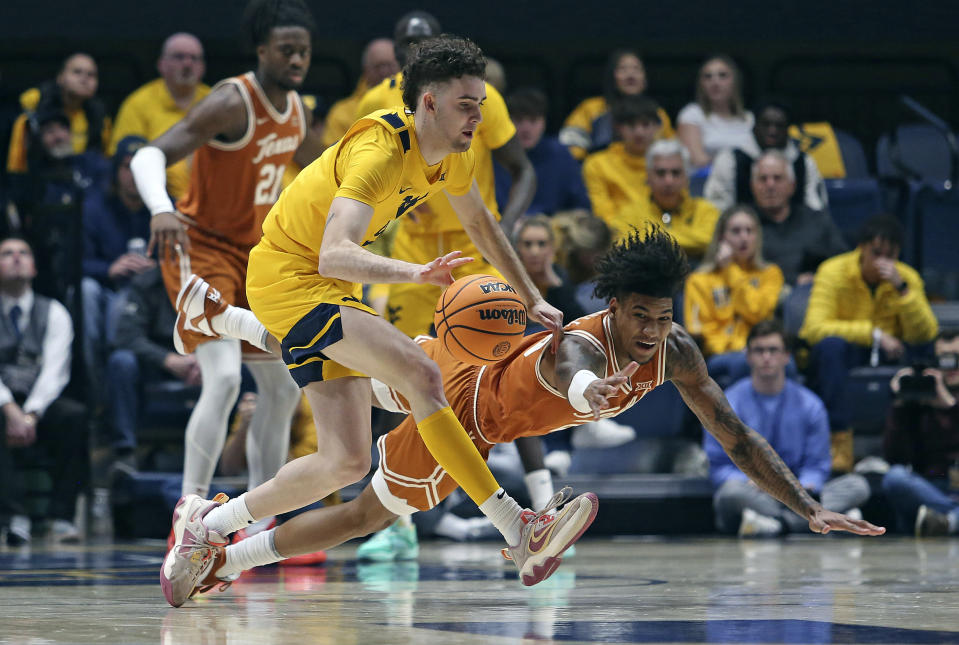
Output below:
[356,10,557,561]
[159,36,599,607]
[181,227,885,599]
[131,0,326,541]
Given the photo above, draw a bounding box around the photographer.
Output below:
[881,329,959,536]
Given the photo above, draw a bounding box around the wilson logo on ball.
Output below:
[478,308,526,326]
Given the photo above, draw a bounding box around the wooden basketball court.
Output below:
[2,536,957,644]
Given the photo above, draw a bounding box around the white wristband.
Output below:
[130,146,176,216]
[567,369,599,414]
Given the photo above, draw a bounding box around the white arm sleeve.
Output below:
[130,146,176,216]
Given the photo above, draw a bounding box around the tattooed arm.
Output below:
[666,323,884,535]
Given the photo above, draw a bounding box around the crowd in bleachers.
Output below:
[0,29,957,546]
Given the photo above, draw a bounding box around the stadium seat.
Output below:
[824,178,883,246]
[833,128,870,179]
[846,365,899,460]
[909,184,959,300]
[876,123,955,185]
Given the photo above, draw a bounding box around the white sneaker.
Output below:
[6,515,31,545]
[572,419,636,449]
[845,507,863,522]
[543,451,571,478]
[738,508,783,538]
[49,519,80,543]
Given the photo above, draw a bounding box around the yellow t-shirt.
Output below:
[685,262,784,356]
[109,78,212,198]
[615,192,720,258]
[260,109,476,281]
[6,87,113,173]
[356,72,515,233]
[582,142,649,224]
[561,95,674,161]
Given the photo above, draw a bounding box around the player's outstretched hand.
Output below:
[528,300,564,353]
[585,361,638,419]
[417,251,474,287]
[808,508,886,536]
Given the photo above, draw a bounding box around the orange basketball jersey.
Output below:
[384,310,668,444]
[176,72,305,248]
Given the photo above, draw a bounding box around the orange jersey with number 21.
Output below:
[176,72,305,247]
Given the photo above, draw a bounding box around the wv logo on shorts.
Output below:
[478,307,526,326]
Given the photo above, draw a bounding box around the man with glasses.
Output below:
[704,319,871,536]
[111,33,209,198]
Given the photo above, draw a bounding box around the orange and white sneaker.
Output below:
[501,487,598,587]
[174,274,227,355]
[161,493,230,608]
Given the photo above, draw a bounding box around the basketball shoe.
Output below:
[501,487,598,586]
[174,274,227,354]
[915,505,951,537]
[190,546,239,599]
[161,493,230,608]
[356,522,419,562]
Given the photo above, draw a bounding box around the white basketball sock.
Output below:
[524,468,555,511]
[204,492,256,537]
[478,488,525,546]
[211,306,270,351]
[244,360,299,489]
[181,339,241,497]
[216,528,282,579]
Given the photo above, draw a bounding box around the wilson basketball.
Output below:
[434,275,528,366]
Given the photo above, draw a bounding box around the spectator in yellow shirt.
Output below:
[614,139,719,260]
[801,214,939,471]
[559,49,674,160]
[110,33,210,198]
[321,37,398,148]
[7,53,110,175]
[582,95,661,226]
[685,204,785,386]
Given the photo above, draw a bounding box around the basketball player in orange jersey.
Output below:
[130,1,324,520]
[179,226,884,600]
[156,35,600,608]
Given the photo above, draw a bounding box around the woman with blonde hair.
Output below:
[677,55,754,169]
[684,204,783,385]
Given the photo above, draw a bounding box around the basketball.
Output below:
[434,275,528,366]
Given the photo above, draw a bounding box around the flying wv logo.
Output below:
[396,193,427,219]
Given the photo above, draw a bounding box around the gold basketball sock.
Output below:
[416,406,499,504]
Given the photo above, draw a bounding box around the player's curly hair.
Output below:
[242,0,315,49]
[593,224,690,301]
[401,35,486,111]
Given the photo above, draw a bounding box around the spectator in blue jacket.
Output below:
[81,135,155,406]
[705,320,870,536]
[495,88,591,218]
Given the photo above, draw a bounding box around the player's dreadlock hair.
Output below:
[401,35,486,112]
[242,0,316,49]
[593,224,691,301]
